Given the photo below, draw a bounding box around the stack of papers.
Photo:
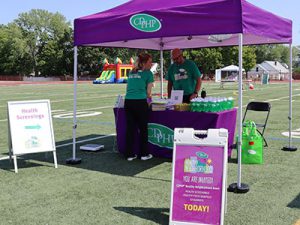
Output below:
[152,104,166,111]
[151,99,168,111]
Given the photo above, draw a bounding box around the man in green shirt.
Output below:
[167,48,202,103]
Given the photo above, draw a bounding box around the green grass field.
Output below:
[0,81,299,225]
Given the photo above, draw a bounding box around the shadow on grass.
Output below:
[0,134,173,176]
[0,156,54,172]
[228,157,237,164]
[287,193,300,209]
[56,134,172,178]
[114,206,169,225]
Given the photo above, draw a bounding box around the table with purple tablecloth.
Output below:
[113,108,237,158]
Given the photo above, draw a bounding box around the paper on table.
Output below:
[169,90,183,105]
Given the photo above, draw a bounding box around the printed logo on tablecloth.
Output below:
[148,123,173,149]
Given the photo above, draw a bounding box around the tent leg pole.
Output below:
[66,46,82,164]
[160,42,164,98]
[228,33,249,193]
[282,44,297,151]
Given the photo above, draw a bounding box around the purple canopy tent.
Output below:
[71,0,295,193]
[74,0,291,48]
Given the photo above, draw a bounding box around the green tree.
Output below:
[77,47,102,75]
[15,9,72,76]
[254,45,273,63]
[39,27,73,76]
[0,23,32,75]
[183,48,223,75]
[243,46,256,78]
[220,46,238,66]
[269,45,289,64]
[254,44,289,65]
[293,46,300,68]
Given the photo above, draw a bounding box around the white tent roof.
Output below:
[218,65,245,72]
[261,61,289,73]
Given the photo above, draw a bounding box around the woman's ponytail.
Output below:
[132,53,152,72]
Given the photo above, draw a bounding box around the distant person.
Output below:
[166,48,202,103]
[124,53,154,161]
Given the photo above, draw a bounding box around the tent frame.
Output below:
[69,41,297,191]
[69,0,297,192]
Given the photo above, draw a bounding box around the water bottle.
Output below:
[208,98,213,112]
[228,97,234,109]
[211,100,217,112]
[190,100,195,112]
[197,98,202,112]
[215,98,221,111]
[202,99,208,112]
[195,100,200,112]
[222,97,228,110]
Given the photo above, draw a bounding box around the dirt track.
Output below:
[0,80,299,86]
[0,80,91,86]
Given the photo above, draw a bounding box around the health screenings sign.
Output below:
[8,100,55,154]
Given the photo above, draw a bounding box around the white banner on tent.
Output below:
[7,99,57,173]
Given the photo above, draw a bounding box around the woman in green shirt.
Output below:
[125,53,154,161]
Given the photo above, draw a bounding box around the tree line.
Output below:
[0,9,299,77]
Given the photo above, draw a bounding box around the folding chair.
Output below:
[242,101,271,147]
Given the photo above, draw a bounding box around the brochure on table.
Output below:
[169,90,183,105]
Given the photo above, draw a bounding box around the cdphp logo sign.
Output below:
[130,14,161,32]
[148,123,174,149]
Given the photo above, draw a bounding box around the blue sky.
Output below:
[1,0,299,45]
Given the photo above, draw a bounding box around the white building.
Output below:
[248,61,289,80]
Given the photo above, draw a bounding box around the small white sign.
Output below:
[7,100,57,172]
[169,90,183,105]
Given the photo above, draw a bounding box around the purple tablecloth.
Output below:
[113,108,237,158]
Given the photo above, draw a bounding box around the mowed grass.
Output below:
[0,81,299,225]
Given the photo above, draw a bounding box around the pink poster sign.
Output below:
[171,145,225,225]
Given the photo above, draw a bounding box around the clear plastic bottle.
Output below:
[216,98,221,112]
[202,99,208,112]
[211,100,217,112]
[221,98,226,111]
[197,98,203,112]
[190,100,196,112]
[209,99,214,112]
[228,97,234,109]
[195,100,200,112]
